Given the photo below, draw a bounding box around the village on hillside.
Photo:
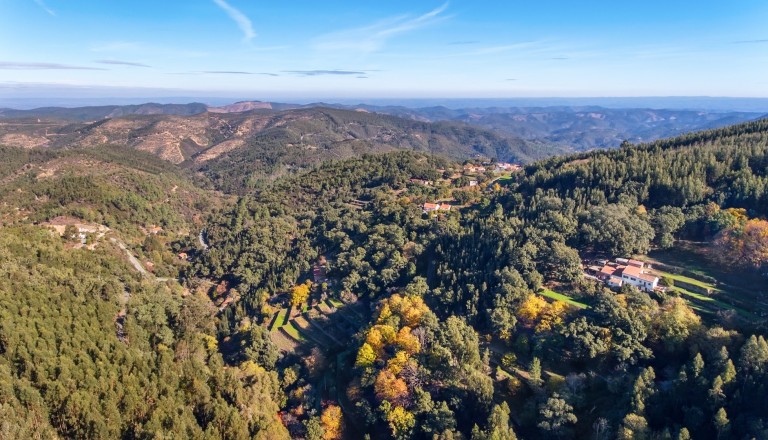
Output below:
[416,161,522,215]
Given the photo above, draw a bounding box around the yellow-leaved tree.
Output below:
[320,405,343,440]
[290,281,312,307]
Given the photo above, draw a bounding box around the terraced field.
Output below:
[268,298,368,352]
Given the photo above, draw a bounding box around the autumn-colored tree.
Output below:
[374,369,409,403]
[320,405,343,440]
[395,326,421,355]
[378,294,429,327]
[387,406,415,440]
[355,342,376,368]
[366,325,397,356]
[517,295,570,332]
[386,351,410,375]
[517,294,548,326]
[716,218,768,269]
[536,300,570,333]
[290,281,312,307]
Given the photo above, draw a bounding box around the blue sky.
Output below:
[1,0,768,98]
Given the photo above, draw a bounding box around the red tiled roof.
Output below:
[622,265,643,278]
[621,266,658,283]
[599,265,616,276]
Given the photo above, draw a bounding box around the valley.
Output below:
[1,109,767,440]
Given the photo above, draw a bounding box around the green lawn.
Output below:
[538,288,588,309]
[328,298,344,308]
[280,322,304,341]
[654,270,719,292]
[269,309,288,331]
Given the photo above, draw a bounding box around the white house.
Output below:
[620,265,659,292]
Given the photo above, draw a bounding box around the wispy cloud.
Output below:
[448,40,479,45]
[313,2,450,55]
[32,0,55,16]
[0,62,107,71]
[95,59,151,68]
[731,39,768,44]
[168,70,278,76]
[212,0,256,43]
[203,70,278,76]
[283,70,369,76]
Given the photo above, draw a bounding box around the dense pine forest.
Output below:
[1,119,768,439]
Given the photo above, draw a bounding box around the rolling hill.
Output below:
[0,106,560,192]
[330,104,764,150]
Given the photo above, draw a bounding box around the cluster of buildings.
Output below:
[422,202,452,214]
[495,162,522,172]
[463,162,522,174]
[588,258,660,292]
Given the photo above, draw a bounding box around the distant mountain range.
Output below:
[0,106,558,192]
[2,100,762,151]
[337,104,764,149]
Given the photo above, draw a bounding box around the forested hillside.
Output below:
[188,119,768,439]
[0,226,288,439]
[1,118,768,439]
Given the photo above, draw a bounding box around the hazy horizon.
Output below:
[3,94,768,113]
[2,0,767,98]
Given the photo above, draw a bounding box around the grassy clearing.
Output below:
[269,309,288,331]
[280,322,304,341]
[654,270,718,292]
[673,287,755,319]
[646,243,768,311]
[641,243,767,321]
[328,298,344,308]
[538,288,588,309]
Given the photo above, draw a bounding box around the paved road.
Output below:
[111,238,148,276]
[110,237,171,282]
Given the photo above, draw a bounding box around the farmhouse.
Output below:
[593,258,659,292]
[423,202,452,213]
[620,265,659,291]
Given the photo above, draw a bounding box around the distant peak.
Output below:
[207,101,272,113]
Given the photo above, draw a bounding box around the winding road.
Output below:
[110,238,171,282]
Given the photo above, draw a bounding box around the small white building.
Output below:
[608,275,624,289]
